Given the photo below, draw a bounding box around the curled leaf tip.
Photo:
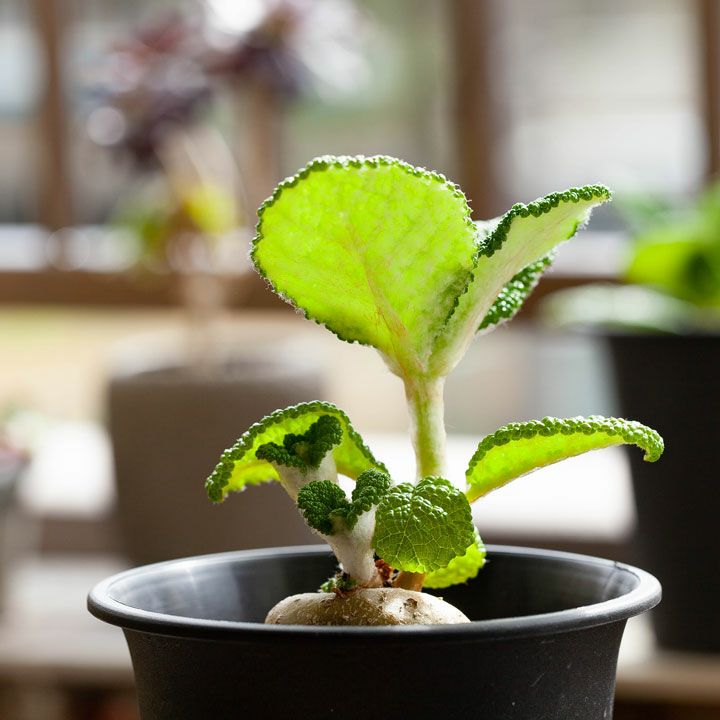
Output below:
[205,401,386,503]
[465,415,663,502]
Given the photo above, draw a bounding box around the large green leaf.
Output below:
[252,156,477,378]
[465,416,664,502]
[205,401,386,502]
[430,186,612,374]
[253,156,610,380]
[373,477,475,573]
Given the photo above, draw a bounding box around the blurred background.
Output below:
[1,1,720,718]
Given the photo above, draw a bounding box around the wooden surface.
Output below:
[618,619,720,705]
[699,0,720,181]
[30,0,73,233]
[0,557,131,687]
[449,0,506,218]
[0,267,286,310]
[0,221,625,309]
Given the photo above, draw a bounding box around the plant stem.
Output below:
[397,376,447,592]
[405,375,447,480]
[393,571,426,592]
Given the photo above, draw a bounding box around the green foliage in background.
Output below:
[546,184,720,333]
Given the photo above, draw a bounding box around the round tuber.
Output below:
[265,588,470,626]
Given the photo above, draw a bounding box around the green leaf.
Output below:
[465,416,664,502]
[298,470,393,535]
[478,254,554,332]
[431,186,612,374]
[335,469,393,530]
[627,230,720,307]
[256,415,344,471]
[424,531,486,589]
[205,402,386,502]
[297,481,350,535]
[183,183,236,235]
[252,155,477,377]
[253,156,610,380]
[373,477,475,573]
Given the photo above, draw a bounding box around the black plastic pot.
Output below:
[89,545,660,720]
[607,332,720,653]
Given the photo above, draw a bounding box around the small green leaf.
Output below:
[479,254,554,332]
[431,186,612,374]
[297,481,351,535]
[205,402,386,502]
[252,155,477,377]
[256,415,343,471]
[424,531,486,589]
[465,416,664,502]
[334,469,393,530]
[373,477,475,573]
[298,470,394,535]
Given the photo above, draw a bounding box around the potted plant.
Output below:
[90,156,663,719]
[544,186,720,653]
[91,2,375,565]
[89,2,372,563]
[103,109,325,563]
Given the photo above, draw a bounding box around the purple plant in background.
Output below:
[203,0,371,99]
[88,0,370,169]
[86,9,209,168]
[83,0,371,369]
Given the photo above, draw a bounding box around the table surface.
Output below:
[0,555,719,706]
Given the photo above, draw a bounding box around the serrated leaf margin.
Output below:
[465,415,664,502]
[251,154,475,354]
[205,401,386,503]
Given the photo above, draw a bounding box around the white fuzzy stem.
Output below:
[325,510,379,586]
[274,453,338,501]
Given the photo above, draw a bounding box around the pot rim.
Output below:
[88,544,661,642]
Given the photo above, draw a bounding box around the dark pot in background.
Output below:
[607,332,720,653]
[89,545,660,720]
[108,354,324,565]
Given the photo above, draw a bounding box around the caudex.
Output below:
[205,156,663,625]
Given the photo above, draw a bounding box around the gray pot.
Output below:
[0,450,24,612]
[108,354,325,565]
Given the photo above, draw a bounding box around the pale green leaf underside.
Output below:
[479,254,554,332]
[252,155,476,377]
[423,531,486,589]
[205,401,386,502]
[431,186,612,374]
[465,416,664,502]
[373,477,475,573]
